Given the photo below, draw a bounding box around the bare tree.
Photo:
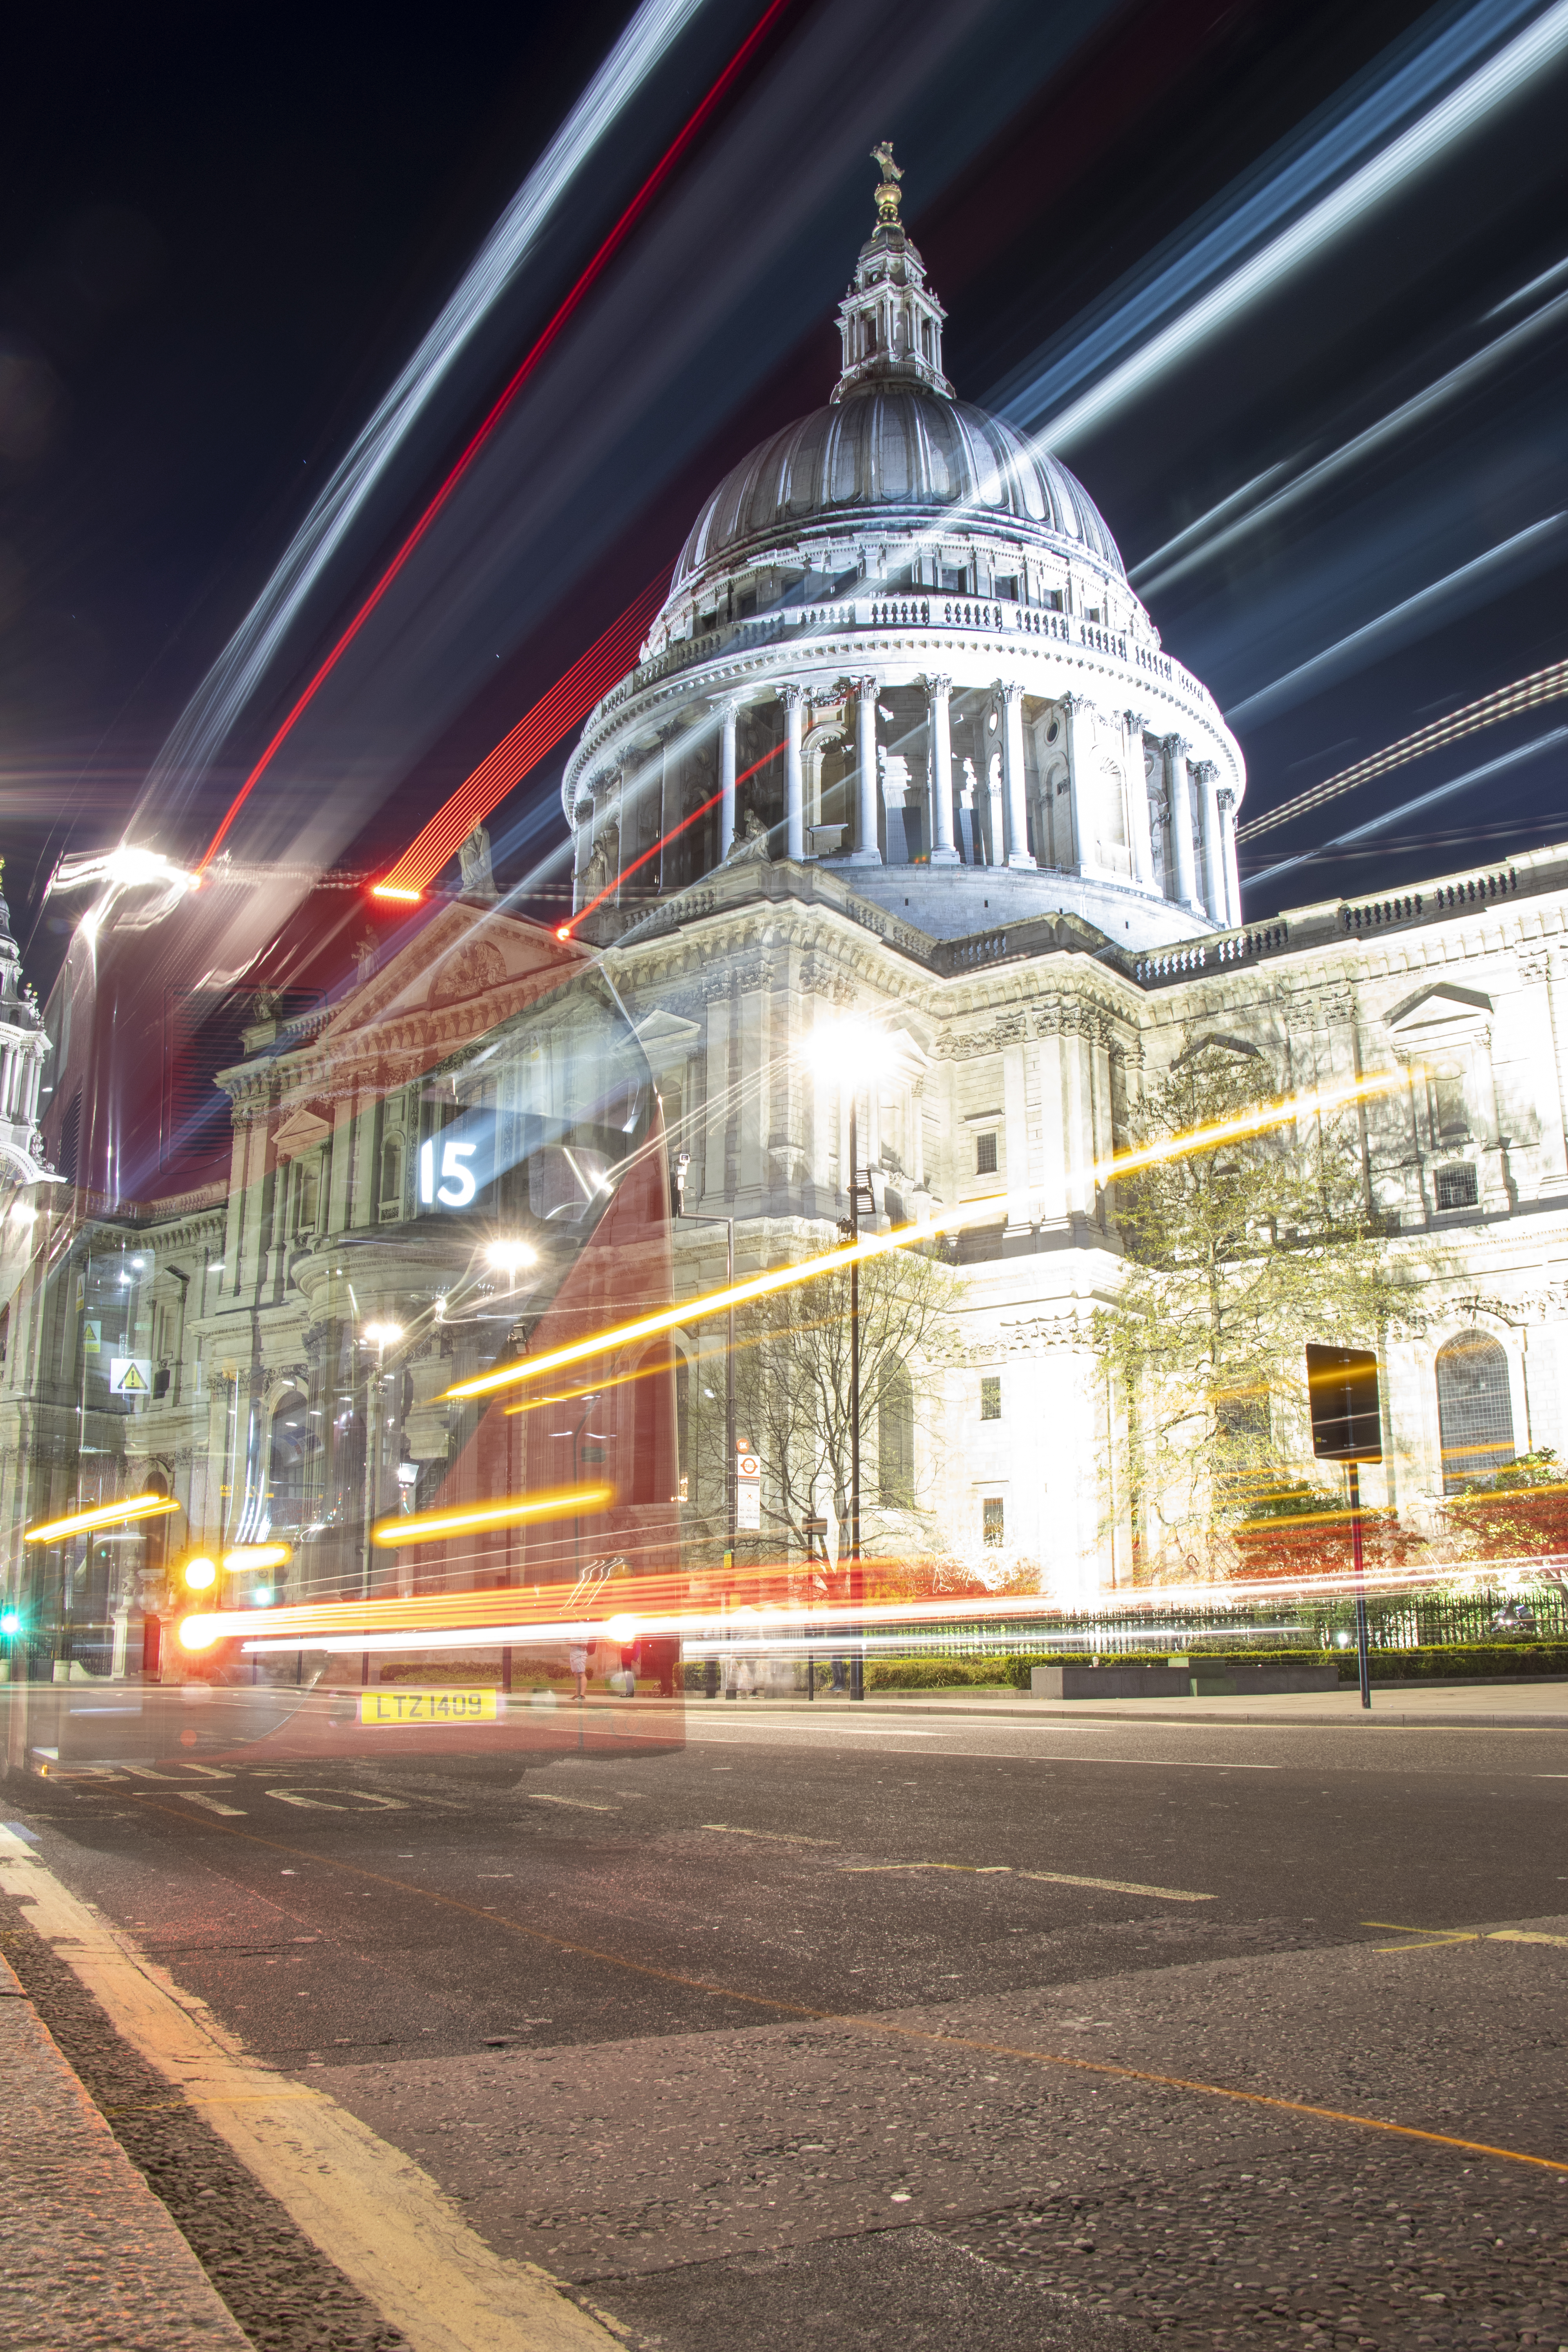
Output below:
[690,1243,959,1560]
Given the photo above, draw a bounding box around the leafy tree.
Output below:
[1442,1448,1568,1581]
[1094,1033,1416,1583]
[688,1242,958,1566]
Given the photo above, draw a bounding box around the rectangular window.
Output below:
[1432,1073,1468,1140]
[995,574,1019,602]
[1044,589,1063,612]
[975,1131,998,1176]
[940,566,967,593]
[982,1496,1005,1547]
[980,1374,1002,1421]
[1435,1163,1479,1211]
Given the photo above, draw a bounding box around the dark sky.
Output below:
[5,0,1567,980]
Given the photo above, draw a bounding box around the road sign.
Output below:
[736,1445,761,1532]
[82,1319,101,1354]
[1305,1345,1381,1461]
[109,1357,153,1397]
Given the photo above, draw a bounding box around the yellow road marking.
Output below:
[96,1802,1568,2180]
[526,1792,616,1813]
[1363,1920,1568,1954]
[839,1861,1213,1902]
[0,1826,615,2352]
[701,1823,838,1846]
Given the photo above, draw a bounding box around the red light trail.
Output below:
[197,0,797,874]
[373,566,672,899]
[559,739,784,936]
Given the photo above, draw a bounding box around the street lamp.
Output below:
[802,1014,897,1703]
[671,1147,735,1698]
[360,1322,405,1673]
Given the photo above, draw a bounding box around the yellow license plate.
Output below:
[358,1689,500,1725]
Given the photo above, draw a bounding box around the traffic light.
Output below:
[0,1608,20,1637]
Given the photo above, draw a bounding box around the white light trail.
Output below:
[1224,513,1568,730]
[995,0,1568,453]
[1132,285,1568,600]
[1243,726,1568,895]
[135,0,710,831]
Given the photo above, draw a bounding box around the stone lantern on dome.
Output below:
[562,151,1246,952]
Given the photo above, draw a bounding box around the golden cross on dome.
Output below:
[871,142,903,225]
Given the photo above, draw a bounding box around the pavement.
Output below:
[0,1935,249,2350]
[2,1677,1566,2351]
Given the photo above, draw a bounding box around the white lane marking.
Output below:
[837,1860,1212,1902]
[265,1789,410,1812]
[0,1824,615,2352]
[691,1731,1279,1769]
[526,1792,616,1813]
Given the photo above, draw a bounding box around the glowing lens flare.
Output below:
[369,1483,612,1548]
[443,1068,1410,1403]
[25,1494,180,1544]
[182,1558,218,1592]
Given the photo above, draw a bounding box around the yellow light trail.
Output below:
[25,1494,180,1544]
[442,1067,1410,1403]
[368,1483,612,1548]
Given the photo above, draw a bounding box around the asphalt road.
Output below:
[3,1683,1567,2351]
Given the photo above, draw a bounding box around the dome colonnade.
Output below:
[563,157,1245,953]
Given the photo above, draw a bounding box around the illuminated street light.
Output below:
[486,1240,538,1280]
[182,1557,218,1592]
[362,1320,405,1350]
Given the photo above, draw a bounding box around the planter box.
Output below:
[1031,1662,1339,1700]
[1031,1665,1191,1699]
[1192,1664,1338,1695]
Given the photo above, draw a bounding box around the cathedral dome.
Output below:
[671,384,1126,595]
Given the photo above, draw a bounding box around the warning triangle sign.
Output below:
[118,1363,149,1391]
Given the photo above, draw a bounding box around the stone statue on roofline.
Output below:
[459,821,499,902]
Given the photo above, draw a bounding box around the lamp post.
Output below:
[360,1320,403,1687]
[802,1016,895,1705]
[672,1149,734,1697]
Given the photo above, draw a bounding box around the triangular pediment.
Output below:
[323,903,578,1042]
[273,1103,332,1158]
[1386,983,1492,1047]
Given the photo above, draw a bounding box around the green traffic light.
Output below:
[0,1610,20,1637]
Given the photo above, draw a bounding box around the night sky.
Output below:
[5,0,1567,984]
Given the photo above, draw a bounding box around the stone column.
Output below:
[1217,788,1242,927]
[1165,737,1197,909]
[718,702,739,861]
[923,675,960,864]
[998,681,1035,867]
[1062,694,1095,873]
[850,676,882,864]
[780,684,807,862]
[1195,761,1224,924]
[1123,711,1154,886]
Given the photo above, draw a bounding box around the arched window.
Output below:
[878,1360,915,1507]
[268,1389,317,1530]
[1436,1333,1515,1494]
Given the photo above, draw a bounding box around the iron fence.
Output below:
[866,1584,1568,1659]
